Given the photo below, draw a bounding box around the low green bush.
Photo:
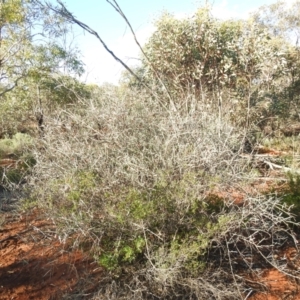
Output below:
[282,172,300,222]
[0,133,33,158]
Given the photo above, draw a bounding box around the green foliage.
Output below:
[31,43,85,78]
[0,133,33,158]
[97,174,230,272]
[252,1,300,42]
[0,133,35,187]
[0,0,85,137]
[251,1,300,123]
[98,236,146,270]
[0,0,24,25]
[158,238,206,274]
[38,74,91,105]
[141,8,284,98]
[4,168,23,184]
[120,2,300,131]
[115,183,174,224]
[282,172,300,220]
[63,170,97,212]
[98,253,119,271]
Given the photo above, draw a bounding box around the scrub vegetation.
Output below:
[2,0,300,299]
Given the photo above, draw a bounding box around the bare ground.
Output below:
[0,209,102,300]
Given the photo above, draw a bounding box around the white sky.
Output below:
[59,0,296,85]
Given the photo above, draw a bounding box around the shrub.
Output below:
[25,86,298,299]
[0,133,35,191]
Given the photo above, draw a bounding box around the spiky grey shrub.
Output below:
[27,87,297,299]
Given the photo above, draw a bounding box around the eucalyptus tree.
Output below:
[138,7,288,131]
[0,0,85,136]
[252,1,300,122]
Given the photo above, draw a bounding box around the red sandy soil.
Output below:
[249,267,300,300]
[247,246,300,300]
[0,209,102,300]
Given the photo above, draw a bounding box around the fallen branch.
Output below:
[239,154,300,175]
[260,160,300,175]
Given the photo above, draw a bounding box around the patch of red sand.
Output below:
[249,267,300,299]
[0,210,102,300]
[247,247,300,299]
[207,176,288,206]
[255,145,287,156]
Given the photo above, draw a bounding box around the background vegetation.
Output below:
[1,0,300,299]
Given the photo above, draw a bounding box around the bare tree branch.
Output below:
[106,0,175,109]
[39,0,146,89]
[0,76,25,97]
[36,0,176,111]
